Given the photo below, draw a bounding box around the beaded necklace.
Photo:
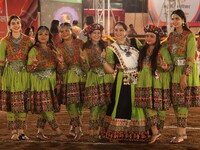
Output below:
[64,39,77,65]
[64,39,74,53]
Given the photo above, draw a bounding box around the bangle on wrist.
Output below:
[101,57,107,64]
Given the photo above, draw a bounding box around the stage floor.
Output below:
[0,106,199,150]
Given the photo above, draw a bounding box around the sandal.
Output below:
[170,134,185,144]
[98,133,103,140]
[98,132,107,140]
[69,129,76,137]
[11,132,19,141]
[148,132,161,144]
[18,134,29,140]
[182,134,187,140]
[74,131,84,141]
[36,132,49,140]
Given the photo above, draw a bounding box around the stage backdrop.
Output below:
[148,0,200,27]
[0,0,38,39]
[40,0,82,28]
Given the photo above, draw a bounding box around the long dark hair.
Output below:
[138,34,161,75]
[28,26,54,51]
[24,27,31,36]
[50,20,59,34]
[85,16,94,26]
[171,9,191,32]
[25,26,34,36]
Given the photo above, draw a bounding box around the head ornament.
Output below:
[84,23,104,36]
[144,25,164,37]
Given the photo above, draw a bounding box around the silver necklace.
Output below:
[11,34,22,51]
[117,42,132,57]
[12,34,22,45]
[64,40,74,53]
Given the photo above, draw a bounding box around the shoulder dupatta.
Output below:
[109,42,139,72]
[110,42,139,119]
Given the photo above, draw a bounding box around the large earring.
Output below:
[182,22,185,27]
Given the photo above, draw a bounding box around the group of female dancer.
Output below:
[0,9,199,144]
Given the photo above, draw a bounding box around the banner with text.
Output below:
[148,0,200,27]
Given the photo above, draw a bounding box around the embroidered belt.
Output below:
[71,66,86,77]
[123,71,138,85]
[116,65,137,72]
[116,65,138,85]
[91,67,105,77]
[7,61,26,73]
[33,69,54,80]
[174,58,186,66]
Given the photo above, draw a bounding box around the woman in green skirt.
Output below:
[167,9,200,143]
[83,23,114,140]
[100,22,148,142]
[27,26,66,140]
[0,15,32,140]
[135,25,173,144]
[57,22,88,140]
